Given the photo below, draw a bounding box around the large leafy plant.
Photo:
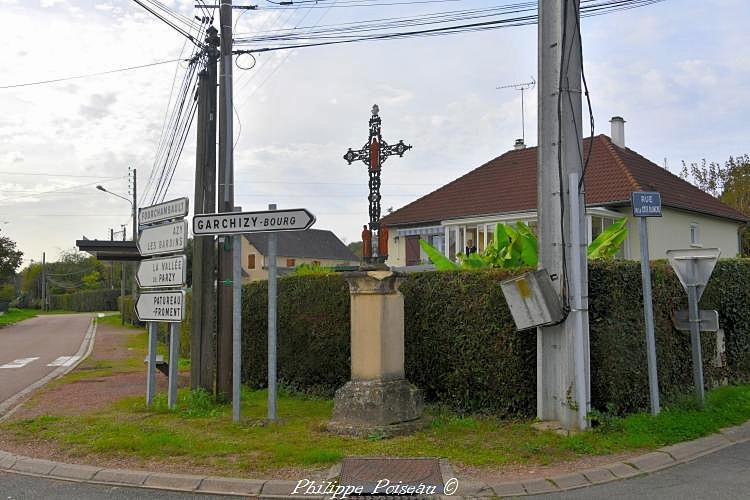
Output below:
[419,218,628,270]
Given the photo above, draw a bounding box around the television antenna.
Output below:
[497,77,536,144]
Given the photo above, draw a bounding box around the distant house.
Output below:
[241,229,359,281]
[380,117,748,267]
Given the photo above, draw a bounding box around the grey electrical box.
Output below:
[501,269,564,331]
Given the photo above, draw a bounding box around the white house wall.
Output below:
[627,208,741,259]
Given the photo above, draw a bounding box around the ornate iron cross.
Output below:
[343,104,412,232]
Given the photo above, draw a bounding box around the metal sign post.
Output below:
[267,204,278,421]
[631,191,662,415]
[192,204,315,423]
[667,248,721,404]
[232,207,243,423]
[137,197,189,410]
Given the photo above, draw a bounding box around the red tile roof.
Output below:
[381,135,748,226]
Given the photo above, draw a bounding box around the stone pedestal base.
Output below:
[328,379,424,437]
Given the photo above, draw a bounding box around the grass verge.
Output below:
[2,382,749,477]
[0,308,38,327]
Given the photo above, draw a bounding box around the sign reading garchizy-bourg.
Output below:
[136,255,187,289]
[138,197,189,226]
[135,290,185,322]
[137,220,188,257]
[631,191,662,217]
[193,208,316,235]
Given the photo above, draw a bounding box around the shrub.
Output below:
[50,289,120,312]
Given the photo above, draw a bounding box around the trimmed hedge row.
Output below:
[50,289,120,312]
[239,260,750,416]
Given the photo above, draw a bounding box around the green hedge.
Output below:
[237,260,750,416]
[50,289,120,312]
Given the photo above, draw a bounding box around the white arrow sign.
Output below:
[137,220,188,257]
[136,255,187,289]
[135,290,185,322]
[139,197,189,226]
[193,208,316,235]
[666,248,721,301]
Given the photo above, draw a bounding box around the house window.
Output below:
[247,254,255,269]
[690,223,701,247]
[286,258,296,268]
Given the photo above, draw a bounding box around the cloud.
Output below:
[0,151,24,164]
[78,92,118,120]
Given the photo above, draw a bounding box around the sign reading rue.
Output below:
[631,191,662,217]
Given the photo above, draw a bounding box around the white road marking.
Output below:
[0,357,40,369]
[47,356,80,367]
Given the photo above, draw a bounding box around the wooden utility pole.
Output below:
[191,27,220,392]
[216,0,235,400]
[537,0,590,430]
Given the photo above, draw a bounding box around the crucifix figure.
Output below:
[343,104,412,263]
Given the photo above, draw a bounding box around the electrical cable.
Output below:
[0,59,187,90]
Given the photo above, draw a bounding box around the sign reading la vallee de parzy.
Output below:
[136,255,186,289]
[631,191,662,217]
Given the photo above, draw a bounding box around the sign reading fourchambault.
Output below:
[136,197,189,322]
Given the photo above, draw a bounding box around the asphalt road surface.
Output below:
[533,439,750,499]
[0,313,92,410]
[0,472,237,499]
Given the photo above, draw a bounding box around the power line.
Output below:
[0,59,187,90]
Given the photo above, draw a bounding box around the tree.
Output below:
[0,229,23,280]
[681,154,750,255]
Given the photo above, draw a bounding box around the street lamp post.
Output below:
[96,174,138,325]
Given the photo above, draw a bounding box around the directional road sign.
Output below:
[193,208,315,235]
[139,197,189,226]
[672,309,720,333]
[666,248,721,301]
[137,220,188,257]
[632,191,662,217]
[135,290,186,322]
[136,255,187,289]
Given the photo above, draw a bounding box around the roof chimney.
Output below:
[514,138,526,150]
[610,116,625,148]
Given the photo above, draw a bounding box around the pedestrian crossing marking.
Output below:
[0,357,40,369]
[47,356,80,367]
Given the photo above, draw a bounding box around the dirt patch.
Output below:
[9,321,188,420]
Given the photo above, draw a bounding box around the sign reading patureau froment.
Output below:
[137,220,188,257]
[138,197,189,226]
[135,290,185,322]
[136,255,187,288]
[193,208,315,235]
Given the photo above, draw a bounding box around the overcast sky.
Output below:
[1,0,748,266]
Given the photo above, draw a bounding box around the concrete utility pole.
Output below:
[191,27,220,392]
[41,252,46,312]
[537,0,590,430]
[216,0,235,400]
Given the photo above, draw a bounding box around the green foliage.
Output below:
[421,220,627,270]
[587,217,628,259]
[235,259,750,416]
[81,271,102,289]
[0,229,23,279]
[0,284,16,303]
[242,275,351,396]
[49,289,120,312]
[292,263,336,276]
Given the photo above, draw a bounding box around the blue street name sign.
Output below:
[632,191,662,217]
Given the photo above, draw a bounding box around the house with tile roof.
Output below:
[380,118,748,267]
[241,228,358,281]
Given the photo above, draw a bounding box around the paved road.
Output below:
[0,314,92,408]
[533,439,750,499]
[0,471,236,499]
